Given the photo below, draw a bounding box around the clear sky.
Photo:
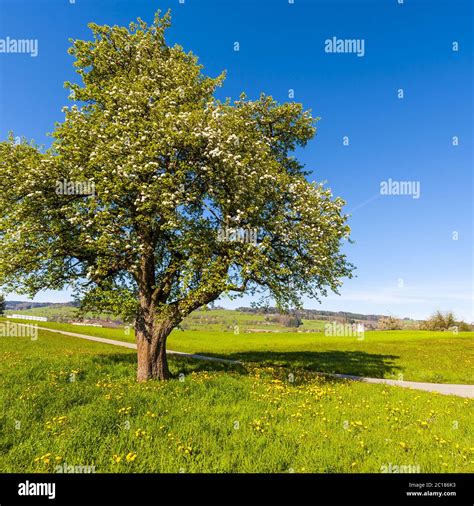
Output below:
[0,0,472,321]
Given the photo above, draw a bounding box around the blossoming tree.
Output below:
[0,12,353,380]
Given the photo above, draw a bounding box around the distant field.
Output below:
[0,331,472,473]
[2,318,473,384]
[5,306,330,331]
[5,306,424,337]
[181,309,327,332]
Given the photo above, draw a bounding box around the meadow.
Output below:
[0,326,473,474]
[4,317,473,384]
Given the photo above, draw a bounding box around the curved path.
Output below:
[318,372,474,399]
[25,324,474,398]
[27,325,239,365]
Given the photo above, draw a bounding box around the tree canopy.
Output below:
[0,11,354,379]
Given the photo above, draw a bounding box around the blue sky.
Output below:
[0,0,472,321]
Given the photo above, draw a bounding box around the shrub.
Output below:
[456,321,473,332]
[422,311,458,331]
[0,294,5,316]
[378,316,403,330]
[266,314,302,328]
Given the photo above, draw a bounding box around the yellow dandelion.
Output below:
[126,452,137,462]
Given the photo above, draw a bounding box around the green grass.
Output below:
[2,319,135,342]
[0,330,472,473]
[3,319,473,384]
[166,329,474,385]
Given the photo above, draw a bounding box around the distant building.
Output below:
[71,322,103,327]
[7,314,47,322]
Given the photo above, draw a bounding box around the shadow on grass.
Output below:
[90,351,247,377]
[192,350,401,379]
[90,349,401,380]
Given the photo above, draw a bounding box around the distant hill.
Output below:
[6,301,78,311]
[235,306,415,322]
[4,300,419,328]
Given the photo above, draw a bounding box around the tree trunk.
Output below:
[135,301,174,381]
